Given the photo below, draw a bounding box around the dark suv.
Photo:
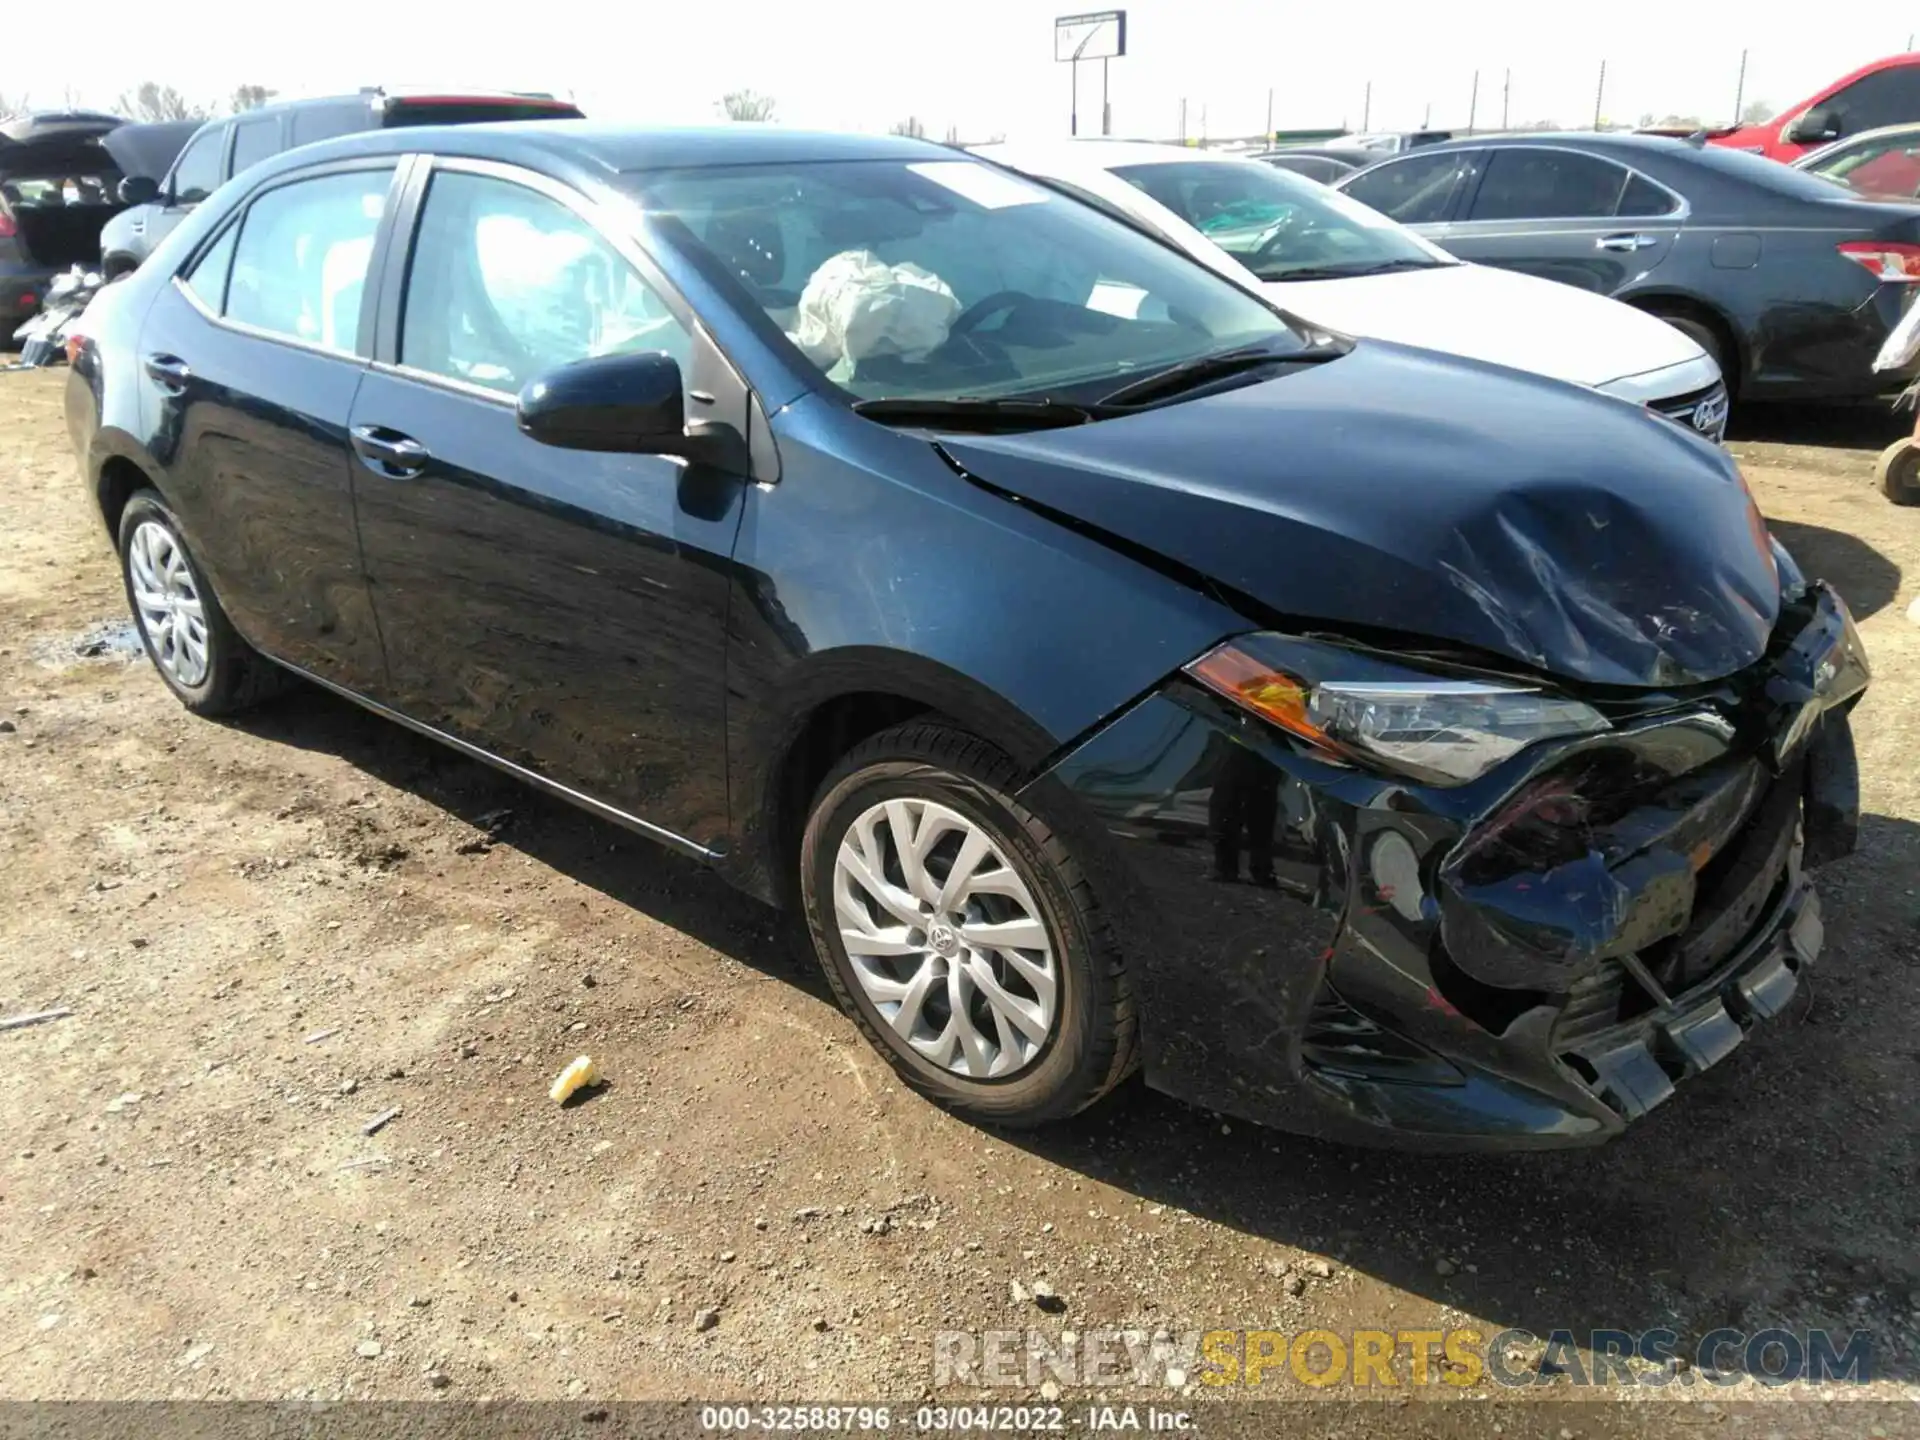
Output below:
[98,89,582,277]
[1,110,128,327]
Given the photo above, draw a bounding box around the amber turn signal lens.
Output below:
[1186,644,1333,749]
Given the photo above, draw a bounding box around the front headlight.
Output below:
[1185,635,1608,786]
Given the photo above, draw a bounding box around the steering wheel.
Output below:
[949,290,1041,337]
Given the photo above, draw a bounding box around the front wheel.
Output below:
[800,721,1137,1127]
[117,490,288,714]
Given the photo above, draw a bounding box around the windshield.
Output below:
[1803,133,1920,197]
[625,158,1304,402]
[1110,159,1451,281]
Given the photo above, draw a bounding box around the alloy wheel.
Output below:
[832,797,1060,1080]
[127,520,210,689]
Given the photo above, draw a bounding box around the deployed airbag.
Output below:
[790,250,959,379]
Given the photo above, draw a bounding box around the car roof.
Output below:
[251,120,949,184]
[1353,128,1913,213]
[978,138,1262,171]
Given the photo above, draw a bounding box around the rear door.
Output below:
[1438,145,1682,294]
[344,158,748,846]
[133,158,401,692]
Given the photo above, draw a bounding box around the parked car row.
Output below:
[981,139,1728,435]
[1329,131,1920,403]
[66,119,1868,1151]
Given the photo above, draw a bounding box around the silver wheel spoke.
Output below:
[831,795,1060,1081]
[963,955,1052,1047]
[887,960,940,1041]
[126,521,211,688]
[959,916,1049,951]
[883,800,936,905]
[936,827,993,912]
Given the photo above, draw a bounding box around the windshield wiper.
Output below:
[851,396,1123,431]
[1095,343,1336,409]
[1263,258,1453,281]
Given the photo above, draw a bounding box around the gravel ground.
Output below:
[2,368,1918,1417]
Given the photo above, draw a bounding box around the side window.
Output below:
[1618,173,1680,218]
[399,169,691,395]
[1467,149,1629,221]
[1341,153,1470,224]
[1826,66,1920,135]
[225,168,393,353]
[169,128,225,206]
[290,104,366,149]
[229,118,281,179]
[181,223,238,309]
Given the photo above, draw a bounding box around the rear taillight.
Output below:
[1837,240,1920,282]
[0,211,16,239]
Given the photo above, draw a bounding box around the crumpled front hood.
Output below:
[939,342,1781,689]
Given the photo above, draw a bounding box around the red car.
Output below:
[1707,53,1920,162]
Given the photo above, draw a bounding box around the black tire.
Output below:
[116,489,289,715]
[800,720,1137,1127]
[1647,311,1726,380]
[1876,439,1920,506]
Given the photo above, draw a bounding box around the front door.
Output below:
[346,162,747,848]
[1440,146,1681,296]
[136,162,397,691]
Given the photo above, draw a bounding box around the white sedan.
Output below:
[976,140,1729,440]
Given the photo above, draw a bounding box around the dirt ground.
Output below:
[2,367,1919,1415]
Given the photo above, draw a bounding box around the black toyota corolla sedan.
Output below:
[65,123,1868,1149]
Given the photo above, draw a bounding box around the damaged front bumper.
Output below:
[1028,581,1868,1150]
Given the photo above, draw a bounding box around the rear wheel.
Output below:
[799,721,1136,1127]
[116,490,288,714]
[1876,439,1920,505]
[1644,309,1728,385]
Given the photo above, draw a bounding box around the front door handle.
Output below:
[350,424,431,478]
[1596,232,1658,252]
[143,353,191,390]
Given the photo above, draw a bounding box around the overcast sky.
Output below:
[7,0,1916,142]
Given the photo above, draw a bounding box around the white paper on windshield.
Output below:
[1086,280,1147,319]
[908,161,1050,209]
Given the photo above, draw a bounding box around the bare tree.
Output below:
[115,82,208,123]
[889,116,927,139]
[718,89,777,123]
[230,84,277,114]
[0,91,25,118]
[1739,99,1773,124]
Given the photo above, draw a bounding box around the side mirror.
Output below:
[1786,107,1842,145]
[118,175,160,206]
[517,350,746,469]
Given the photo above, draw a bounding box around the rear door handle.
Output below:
[143,353,191,390]
[1596,232,1659,252]
[350,424,431,477]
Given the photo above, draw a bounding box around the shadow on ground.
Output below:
[1730,400,1909,452]
[233,685,1920,1385]
[1772,518,1905,619]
